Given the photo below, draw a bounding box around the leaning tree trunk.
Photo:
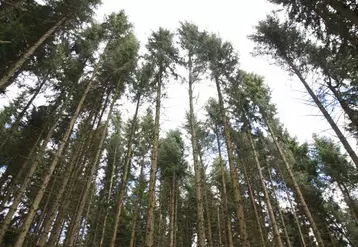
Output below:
[64,91,119,247]
[187,57,206,247]
[214,76,249,246]
[37,98,104,247]
[0,120,56,244]
[12,44,107,247]
[109,94,141,247]
[246,128,284,247]
[239,154,266,247]
[0,76,47,151]
[144,70,162,247]
[337,183,358,225]
[266,165,292,247]
[0,17,67,91]
[263,114,326,247]
[285,58,358,169]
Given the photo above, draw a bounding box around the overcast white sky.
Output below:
[95,0,358,147]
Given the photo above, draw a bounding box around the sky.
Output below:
[96,0,356,147]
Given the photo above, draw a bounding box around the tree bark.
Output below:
[12,41,108,247]
[214,76,249,246]
[246,129,284,247]
[64,91,118,247]
[144,70,162,247]
[286,57,358,168]
[109,94,141,247]
[217,206,223,247]
[169,172,176,247]
[0,121,55,244]
[215,131,234,247]
[187,56,206,247]
[239,154,266,247]
[0,17,67,91]
[267,166,292,247]
[129,158,145,247]
[264,115,326,247]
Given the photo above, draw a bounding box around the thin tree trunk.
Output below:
[97,145,118,247]
[202,178,214,247]
[267,166,292,247]
[77,186,95,247]
[110,94,141,247]
[0,17,67,91]
[264,115,326,247]
[214,76,249,246]
[169,172,176,247]
[129,158,145,247]
[240,154,266,247]
[144,70,162,247]
[12,43,108,247]
[0,121,56,244]
[337,183,358,225]
[47,201,69,246]
[286,57,358,169]
[187,56,206,247]
[0,76,47,151]
[64,91,118,247]
[246,129,284,247]
[217,206,223,247]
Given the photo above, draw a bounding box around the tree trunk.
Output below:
[187,56,206,247]
[217,206,223,247]
[0,121,55,244]
[214,76,249,246]
[264,115,326,247]
[98,145,118,247]
[239,154,266,247]
[64,91,118,247]
[129,158,145,247]
[0,17,67,91]
[0,76,47,151]
[12,43,107,246]
[246,129,284,247]
[169,172,176,247]
[267,166,292,247]
[109,94,141,247]
[144,70,162,247]
[285,57,358,168]
[337,183,358,225]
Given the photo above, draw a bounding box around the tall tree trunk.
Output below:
[129,158,145,247]
[109,94,141,247]
[263,115,326,247]
[217,206,223,247]
[77,185,95,247]
[267,166,292,247]
[246,129,284,247]
[202,177,214,247]
[64,91,118,247]
[97,145,119,247]
[0,121,56,244]
[214,76,249,246]
[0,76,47,151]
[0,17,67,91]
[144,70,162,247]
[337,183,358,225]
[239,154,266,247]
[169,172,176,247]
[285,57,358,168]
[47,201,69,246]
[187,56,206,247]
[12,44,107,247]
[326,82,358,131]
